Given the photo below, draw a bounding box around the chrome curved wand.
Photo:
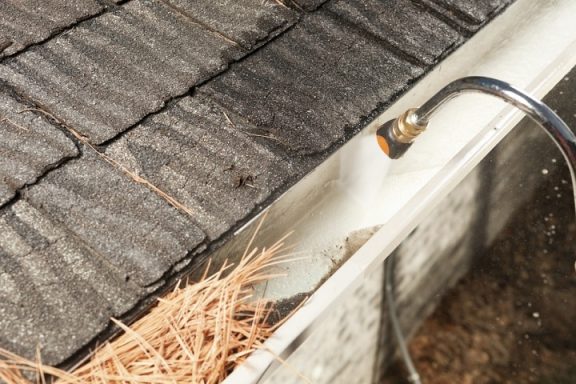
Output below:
[378,76,576,384]
[376,77,576,204]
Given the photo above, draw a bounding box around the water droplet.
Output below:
[532,312,540,318]
[312,364,324,379]
[552,158,557,163]
[541,169,549,175]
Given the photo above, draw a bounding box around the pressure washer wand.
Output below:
[378,76,576,384]
[376,77,576,194]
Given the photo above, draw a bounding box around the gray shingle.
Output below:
[201,11,424,156]
[21,150,206,287]
[436,0,512,24]
[411,0,513,34]
[0,87,78,207]
[291,0,327,12]
[106,95,294,239]
[0,0,103,57]
[325,0,461,65]
[0,200,142,365]
[0,0,241,144]
[160,0,297,50]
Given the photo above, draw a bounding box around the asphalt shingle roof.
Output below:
[0,0,514,368]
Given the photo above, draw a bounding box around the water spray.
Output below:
[378,76,576,384]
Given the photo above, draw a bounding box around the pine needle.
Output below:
[0,233,301,384]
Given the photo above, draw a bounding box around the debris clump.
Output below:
[0,233,294,384]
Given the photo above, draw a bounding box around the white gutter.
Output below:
[223,0,576,382]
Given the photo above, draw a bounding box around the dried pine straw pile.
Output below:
[0,230,297,384]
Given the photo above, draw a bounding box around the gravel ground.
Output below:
[382,168,576,384]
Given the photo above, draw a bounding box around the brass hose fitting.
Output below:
[376,108,427,159]
[391,108,428,144]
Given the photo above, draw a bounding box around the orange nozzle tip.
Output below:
[376,134,390,156]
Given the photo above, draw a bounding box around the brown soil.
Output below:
[382,171,576,384]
